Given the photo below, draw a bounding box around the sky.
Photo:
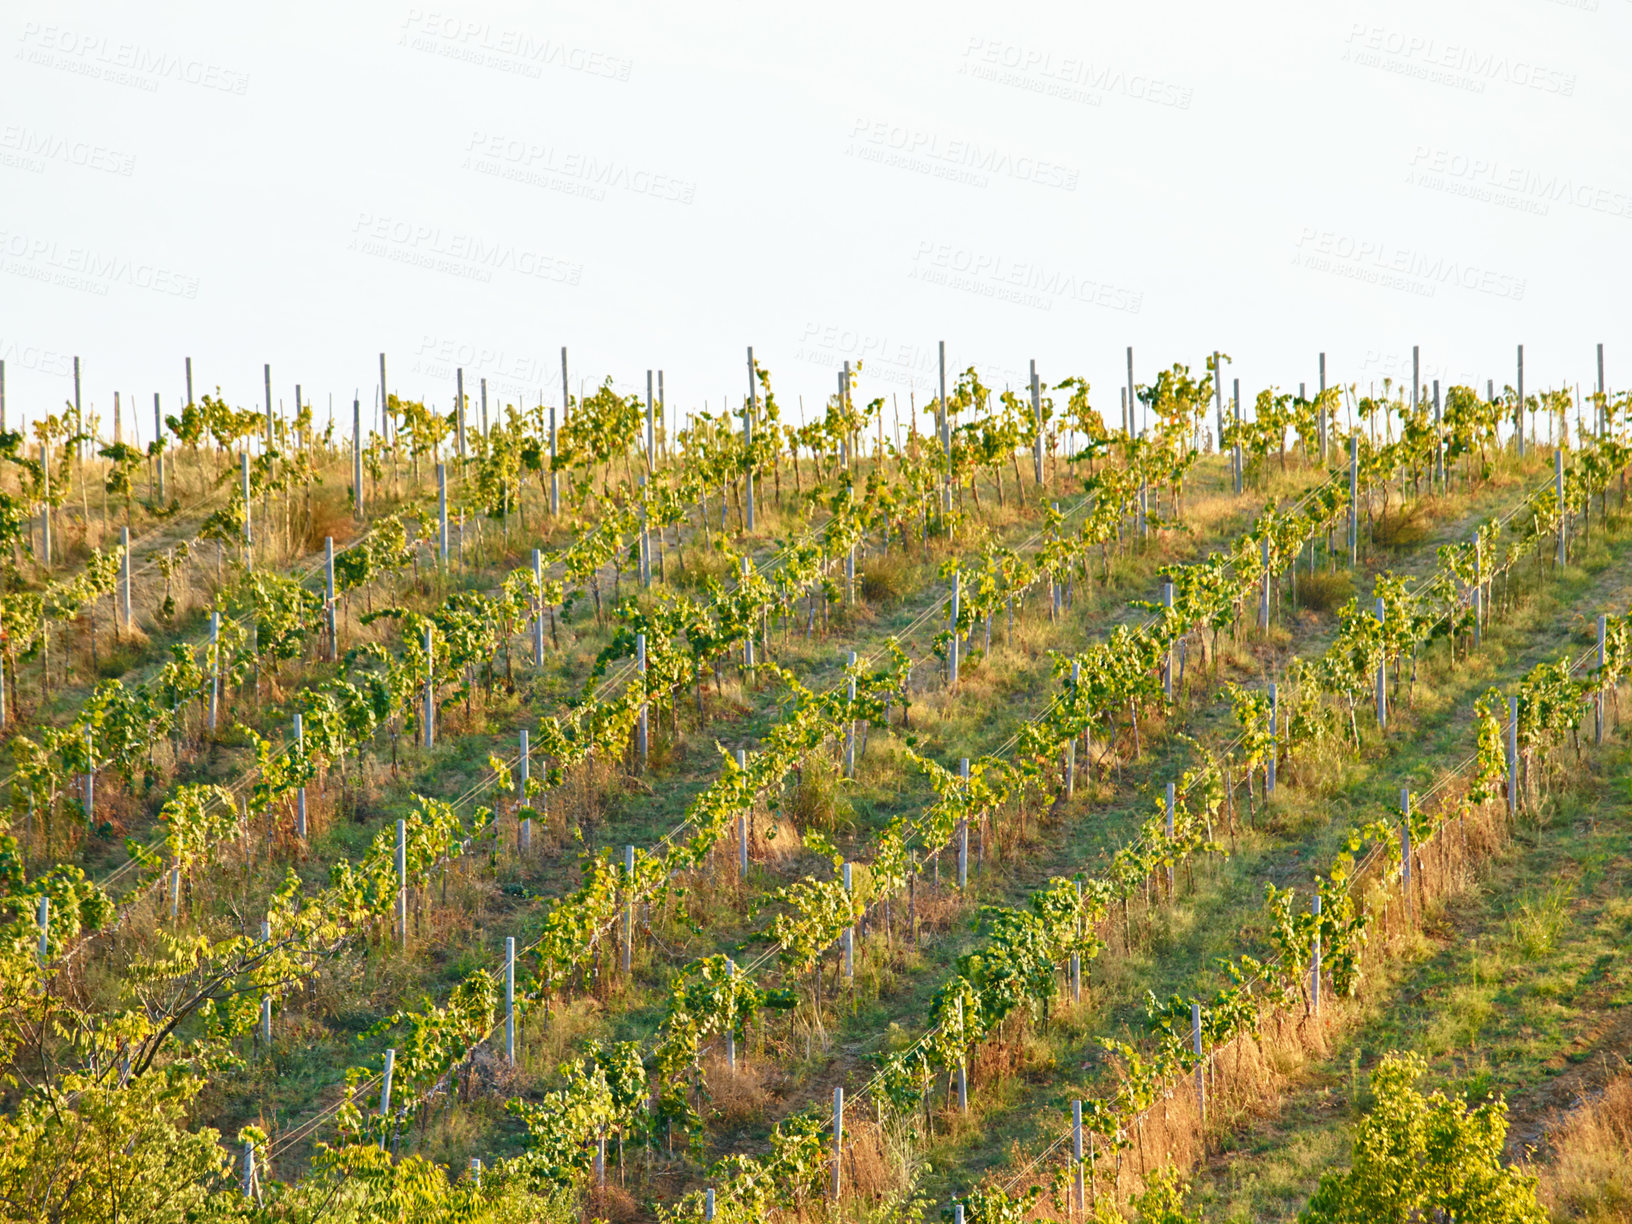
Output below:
[1,0,1626,442]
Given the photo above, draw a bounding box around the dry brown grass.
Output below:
[969,1030,1029,1093]
[837,1117,921,1206]
[672,541,736,593]
[1534,1067,1632,1224]
[523,996,605,1076]
[585,1180,642,1223]
[750,804,804,864]
[1372,501,1432,550]
[1298,568,1354,613]
[302,488,363,554]
[1072,1007,1307,1210]
[703,1052,776,1125]
[459,1045,524,1101]
[860,551,912,605]
[911,881,964,938]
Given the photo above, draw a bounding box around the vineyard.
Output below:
[1,347,1629,1224]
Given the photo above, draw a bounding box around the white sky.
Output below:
[1,0,1626,440]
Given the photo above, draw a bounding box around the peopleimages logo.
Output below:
[847,117,1079,192]
[410,335,553,402]
[0,230,201,299]
[397,9,631,82]
[15,23,250,94]
[959,36,1194,110]
[1406,147,1632,220]
[0,125,136,176]
[1341,25,1576,96]
[909,240,1143,314]
[1354,348,1460,389]
[793,322,1029,394]
[463,131,696,205]
[1292,228,1527,301]
[0,338,74,378]
[348,214,583,286]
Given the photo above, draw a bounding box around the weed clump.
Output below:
[1299,569,1354,614]
[860,552,911,604]
[1372,503,1431,550]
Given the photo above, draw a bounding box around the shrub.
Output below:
[1299,569,1354,614]
[1505,883,1572,960]
[1372,504,1430,551]
[1300,1052,1547,1224]
[789,751,853,833]
[860,552,911,605]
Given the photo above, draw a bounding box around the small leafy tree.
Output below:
[99,440,144,526]
[199,391,258,481]
[1121,1168,1204,1224]
[0,1068,228,1223]
[1300,1052,1547,1224]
